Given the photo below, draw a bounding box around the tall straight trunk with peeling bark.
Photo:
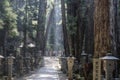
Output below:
[93,1,119,80]
[94,0,110,57]
[93,1,110,80]
[36,0,46,55]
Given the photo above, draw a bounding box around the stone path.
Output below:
[17,57,68,80]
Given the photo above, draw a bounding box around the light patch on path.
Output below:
[17,57,68,80]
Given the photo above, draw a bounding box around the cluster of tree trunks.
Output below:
[60,0,120,79]
[61,0,94,61]
[0,0,120,79]
[60,0,120,59]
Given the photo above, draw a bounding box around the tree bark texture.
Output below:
[36,0,46,55]
[114,0,120,55]
[66,1,74,56]
[61,0,70,56]
[84,0,94,56]
[94,0,110,57]
[109,0,117,55]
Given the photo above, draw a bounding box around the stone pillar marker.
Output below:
[67,55,75,80]
[19,55,23,76]
[7,54,15,80]
[93,58,101,80]
[81,51,87,65]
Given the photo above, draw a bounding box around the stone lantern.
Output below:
[7,54,15,80]
[100,53,119,80]
[28,43,35,48]
[81,51,87,64]
[0,55,4,65]
[0,55,4,75]
[38,50,42,56]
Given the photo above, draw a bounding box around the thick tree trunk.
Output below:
[23,0,29,57]
[94,0,110,58]
[85,0,94,56]
[76,0,87,61]
[114,0,120,55]
[67,0,79,57]
[61,0,70,56]
[109,0,117,55]
[36,0,46,55]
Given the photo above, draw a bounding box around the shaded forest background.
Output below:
[0,0,120,60]
[0,0,120,79]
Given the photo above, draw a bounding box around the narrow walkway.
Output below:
[17,57,68,80]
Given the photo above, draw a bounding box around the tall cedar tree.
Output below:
[0,0,17,56]
[94,0,110,57]
[36,0,46,55]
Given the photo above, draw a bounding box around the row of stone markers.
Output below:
[60,52,119,80]
[0,51,43,80]
[0,54,15,80]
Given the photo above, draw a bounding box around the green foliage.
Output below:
[0,19,4,29]
[11,0,45,41]
[0,0,18,37]
[118,0,120,15]
[67,15,77,35]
